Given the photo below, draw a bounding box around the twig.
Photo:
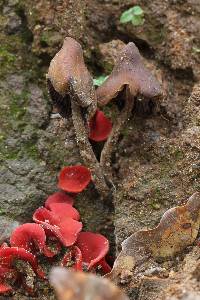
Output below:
[100,88,134,180]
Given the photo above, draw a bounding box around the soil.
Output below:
[0,0,199,299]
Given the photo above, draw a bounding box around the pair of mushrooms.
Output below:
[47,37,161,197]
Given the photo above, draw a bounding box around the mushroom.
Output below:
[48,203,80,221]
[0,246,45,279]
[45,191,74,209]
[58,165,91,194]
[0,267,17,294]
[96,42,161,178]
[89,109,112,142]
[76,232,111,273]
[10,223,56,258]
[33,207,82,247]
[47,37,109,197]
[61,246,83,271]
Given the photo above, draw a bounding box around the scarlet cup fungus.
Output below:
[33,207,83,247]
[10,223,56,258]
[58,165,91,193]
[45,191,74,210]
[0,267,17,293]
[61,246,83,271]
[48,203,80,221]
[0,247,44,279]
[76,232,111,273]
[89,110,112,142]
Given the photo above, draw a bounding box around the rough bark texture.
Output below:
[0,0,199,299]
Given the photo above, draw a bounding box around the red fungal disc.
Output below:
[10,223,56,258]
[33,207,60,226]
[33,207,82,247]
[55,218,83,247]
[48,203,80,221]
[10,223,46,253]
[89,110,112,142]
[0,283,13,293]
[45,191,74,210]
[76,232,110,272]
[58,166,91,193]
[0,247,45,279]
[97,258,112,273]
[0,243,8,249]
[0,267,17,293]
[61,246,82,271]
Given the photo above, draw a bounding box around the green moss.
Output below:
[150,201,161,210]
[23,142,39,160]
[155,186,162,198]
[47,140,70,168]
[0,142,19,161]
[173,149,184,160]
[0,47,16,63]
[40,29,61,48]
[0,209,6,216]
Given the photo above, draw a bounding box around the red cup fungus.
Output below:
[48,203,80,221]
[0,267,17,293]
[10,223,56,258]
[61,246,83,271]
[76,232,111,273]
[45,191,74,210]
[0,246,44,279]
[0,163,111,295]
[33,207,83,247]
[89,110,112,142]
[58,165,91,193]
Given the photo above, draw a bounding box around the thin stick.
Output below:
[100,88,134,179]
[71,100,110,197]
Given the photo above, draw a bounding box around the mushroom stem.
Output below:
[100,88,135,179]
[71,100,110,197]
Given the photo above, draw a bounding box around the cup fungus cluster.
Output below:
[0,166,111,295]
[47,37,161,196]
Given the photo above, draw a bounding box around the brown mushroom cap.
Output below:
[97,42,161,106]
[47,37,96,118]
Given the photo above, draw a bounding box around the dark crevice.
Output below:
[15,6,33,44]
[172,67,195,81]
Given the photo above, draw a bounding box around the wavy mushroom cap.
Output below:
[33,207,82,247]
[48,203,80,221]
[97,42,161,106]
[0,247,44,278]
[10,223,46,253]
[76,232,110,270]
[45,191,74,210]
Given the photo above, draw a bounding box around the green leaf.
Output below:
[120,8,135,24]
[93,75,108,87]
[132,15,145,26]
[120,6,144,25]
[132,5,144,16]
